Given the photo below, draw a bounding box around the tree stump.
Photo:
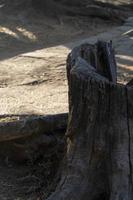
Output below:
[46,41,133,200]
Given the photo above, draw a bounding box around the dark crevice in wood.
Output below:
[93,192,109,200]
[96,41,117,83]
[68,41,117,84]
[126,87,133,193]
[105,84,113,200]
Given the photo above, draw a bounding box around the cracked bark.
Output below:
[46,41,133,200]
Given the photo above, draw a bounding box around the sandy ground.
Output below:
[97,0,133,4]
[0,6,121,116]
[0,2,132,199]
[0,17,132,116]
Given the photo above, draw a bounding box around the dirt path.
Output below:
[0,17,132,116]
[0,6,120,116]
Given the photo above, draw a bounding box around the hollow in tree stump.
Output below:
[46,41,133,200]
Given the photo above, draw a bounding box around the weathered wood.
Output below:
[127,86,133,194]
[67,41,117,83]
[96,41,117,83]
[47,42,133,200]
[0,113,68,142]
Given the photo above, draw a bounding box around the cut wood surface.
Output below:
[47,41,133,200]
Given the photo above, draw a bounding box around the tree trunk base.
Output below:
[46,41,133,200]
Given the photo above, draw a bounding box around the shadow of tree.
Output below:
[0,113,66,200]
[0,11,65,60]
[0,0,132,60]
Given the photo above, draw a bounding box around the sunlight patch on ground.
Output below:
[16,27,37,42]
[97,0,132,5]
[0,26,19,39]
[117,54,133,72]
[0,26,37,42]
[117,63,133,71]
[122,29,133,37]
[116,54,133,62]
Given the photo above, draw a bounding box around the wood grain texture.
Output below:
[47,42,133,200]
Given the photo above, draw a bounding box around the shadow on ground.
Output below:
[0,113,66,200]
[0,0,131,61]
